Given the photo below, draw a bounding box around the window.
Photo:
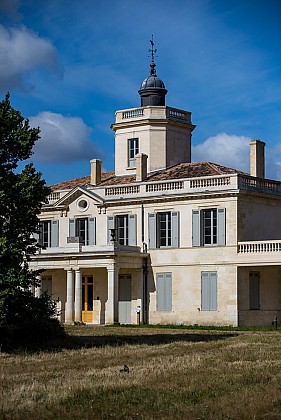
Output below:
[249,272,260,310]
[38,220,59,247]
[192,208,225,246]
[116,215,129,245]
[148,211,179,249]
[69,217,96,245]
[156,272,172,311]
[201,271,217,311]
[158,212,171,247]
[41,276,52,296]
[107,214,137,245]
[128,138,139,168]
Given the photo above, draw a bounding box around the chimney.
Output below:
[249,140,265,178]
[135,153,148,182]
[90,159,102,185]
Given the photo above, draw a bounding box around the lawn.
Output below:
[1,325,281,419]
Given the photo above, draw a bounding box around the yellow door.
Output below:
[82,276,93,323]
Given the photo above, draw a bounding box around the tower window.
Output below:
[128,138,139,168]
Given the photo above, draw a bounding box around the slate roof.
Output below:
[50,162,247,191]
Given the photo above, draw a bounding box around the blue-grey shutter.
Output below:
[201,272,217,311]
[209,272,217,311]
[33,223,41,244]
[88,217,96,245]
[107,216,115,243]
[156,273,165,311]
[249,272,260,310]
[164,272,172,311]
[217,208,226,246]
[192,210,200,246]
[128,214,137,246]
[51,220,59,247]
[157,273,172,311]
[148,213,156,249]
[201,272,209,311]
[171,211,179,248]
[69,219,75,237]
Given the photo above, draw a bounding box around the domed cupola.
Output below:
[138,37,168,107]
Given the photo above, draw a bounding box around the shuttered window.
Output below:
[69,217,96,245]
[192,208,225,246]
[156,272,172,311]
[148,211,179,249]
[108,214,137,245]
[201,271,217,311]
[249,272,260,310]
[38,220,59,247]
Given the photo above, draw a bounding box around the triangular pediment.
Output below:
[52,186,104,208]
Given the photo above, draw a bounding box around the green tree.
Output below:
[0,93,63,348]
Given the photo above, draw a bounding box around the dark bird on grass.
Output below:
[120,365,130,373]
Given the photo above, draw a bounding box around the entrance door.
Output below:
[118,275,132,324]
[82,276,93,322]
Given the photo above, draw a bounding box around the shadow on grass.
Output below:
[23,330,238,353]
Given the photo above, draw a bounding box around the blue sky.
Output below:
[1,0,281,184]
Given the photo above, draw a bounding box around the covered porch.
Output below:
[30,245,146,325]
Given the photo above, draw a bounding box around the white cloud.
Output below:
[0,24,60,91]
[192,133,251,173]
[29,112,101,163]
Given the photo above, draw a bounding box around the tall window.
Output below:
[156,272,172,311]
[76,218,88,245]
[158,212,171,247]
[69,217,96,246]
[116,215,129,245]
[40,220,51,247]
[148,211,179,249]
[38,220,59,247]
[203,209,217,245]
[128,138,139,168]
[201,271,217,311]
[192,208,225,247]
[107,214,137,246]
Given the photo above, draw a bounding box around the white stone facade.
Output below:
[30,86,281,327]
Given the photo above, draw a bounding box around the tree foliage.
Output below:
[0,93,63,347]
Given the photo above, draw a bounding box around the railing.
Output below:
[239,176,281,193]
[169,110,186,119]
[146,181,184,192]
[190,177,231,189]
[238,241,281,253]
[105,185,140,196]
[122,109,144,119]
[47,192,60,203]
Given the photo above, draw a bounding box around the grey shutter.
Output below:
[249,272,260,310]
[171,211,179,248]
[128,214,137,246]
[201,272,209,311]
[156,273,165,311]
[51,220,59,247]
[148,213,156,249]
[107,216,115,243]
[192,210,200,246]
[156,273,172,311]
[217,208,226,246]
[33,223,41,244]
[201,272,217,311]
[69,219,75,237]
[209,272,217,311]
[88,217,96,245]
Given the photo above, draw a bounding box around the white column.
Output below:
[35,275,41,298]
[106,264,119,324]
[65,269,74,323]
[74,269,82,322]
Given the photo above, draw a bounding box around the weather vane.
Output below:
[149,35,157,63]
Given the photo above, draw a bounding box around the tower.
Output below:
[111,37,196,176]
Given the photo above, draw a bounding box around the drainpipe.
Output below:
[142,256,148,324]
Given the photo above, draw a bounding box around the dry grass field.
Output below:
[1,325,281,419]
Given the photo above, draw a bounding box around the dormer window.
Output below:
[128,138,139,168]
